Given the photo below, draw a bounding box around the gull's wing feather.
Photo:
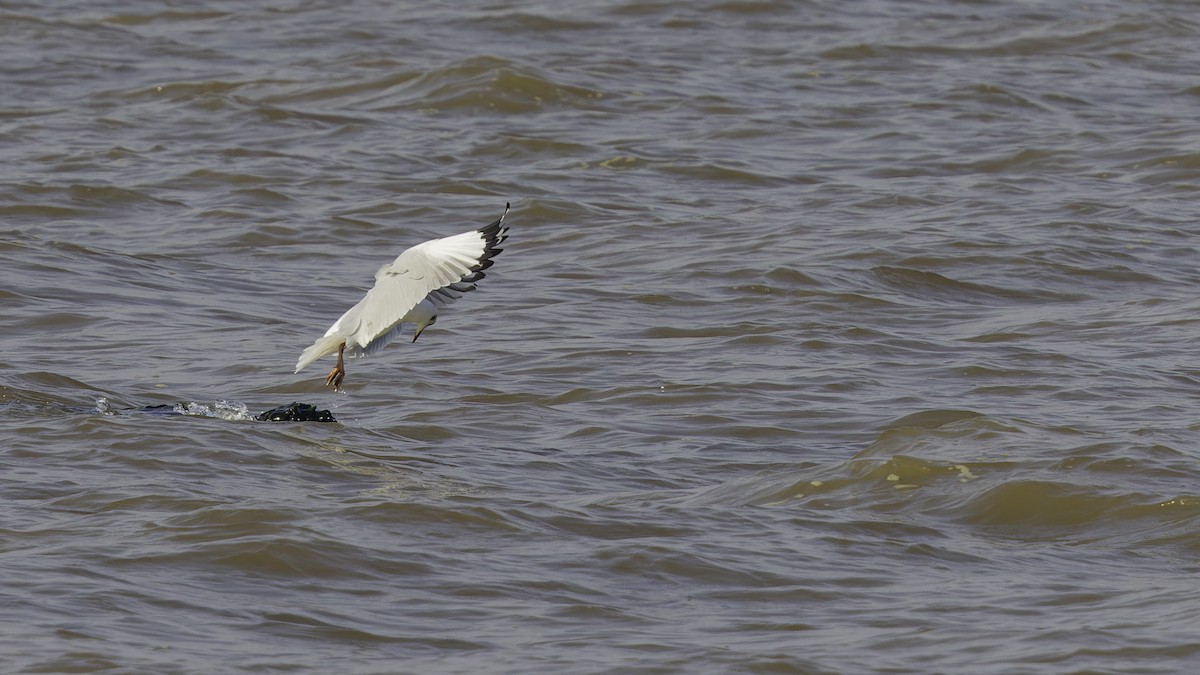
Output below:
[295,204,509,372]
[351,204,508,348]
[294,333,347,373]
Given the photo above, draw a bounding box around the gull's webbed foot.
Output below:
[325,341,347,391]
[325,364,345,390]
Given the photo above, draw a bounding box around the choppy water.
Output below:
[4,1,1200,673]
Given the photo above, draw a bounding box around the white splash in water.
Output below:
[173,400,256,422]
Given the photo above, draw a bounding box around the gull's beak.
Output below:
[412,324,428,343]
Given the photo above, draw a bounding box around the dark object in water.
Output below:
[256,401,336,423]
[138,404,183,416]
[116,400,336,423]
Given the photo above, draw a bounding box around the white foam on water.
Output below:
[173,400,256,422]
[94,397,116,416]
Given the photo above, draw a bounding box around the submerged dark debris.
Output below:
[255,402,337,423]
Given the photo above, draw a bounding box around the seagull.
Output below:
[295,203,510,390]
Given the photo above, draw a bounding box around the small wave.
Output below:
[871,265,1081,304]
[369,56,608,115]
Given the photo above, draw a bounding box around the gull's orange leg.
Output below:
[325,341,346,390]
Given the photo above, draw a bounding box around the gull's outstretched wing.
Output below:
[294,203,509,373]
[369,201,510,318]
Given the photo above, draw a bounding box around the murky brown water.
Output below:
[4,1,1200,673]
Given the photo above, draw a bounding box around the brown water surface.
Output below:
[3,1,1200,673]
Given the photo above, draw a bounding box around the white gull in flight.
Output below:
[295,203,510,389]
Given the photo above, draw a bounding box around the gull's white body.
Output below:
[295,204,510,380]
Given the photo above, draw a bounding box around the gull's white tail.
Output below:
[295,334,345,373]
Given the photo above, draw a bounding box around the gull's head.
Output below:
[411,301,438,343]
[413,315,436,342]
